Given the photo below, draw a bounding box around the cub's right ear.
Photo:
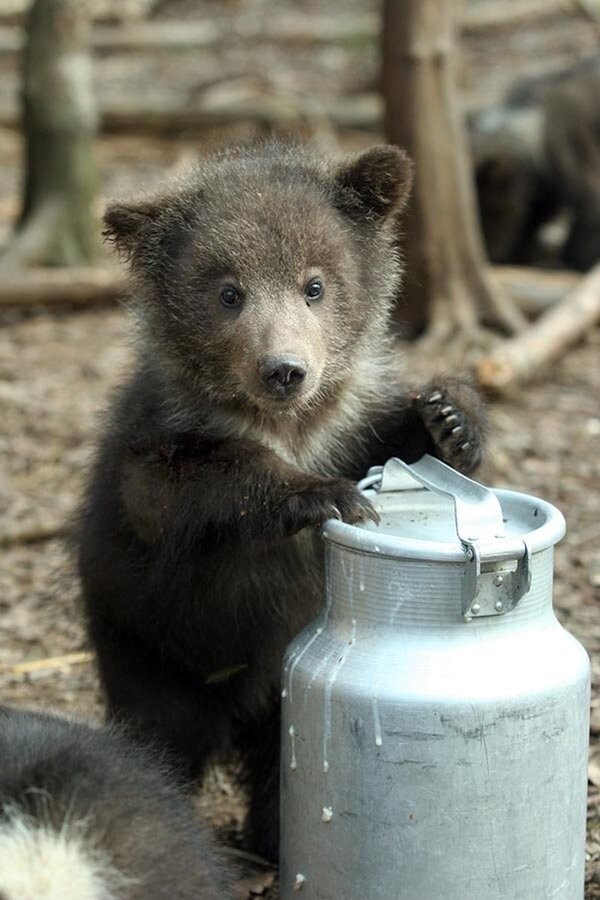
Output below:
[102,199,162,257]
[333,145,414,224]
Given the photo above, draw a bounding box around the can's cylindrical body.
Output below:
[280,458,590,900]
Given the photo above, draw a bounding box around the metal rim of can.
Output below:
[321,488,566,563]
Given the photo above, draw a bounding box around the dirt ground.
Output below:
[1,281,599,898]
[0,1,600,897]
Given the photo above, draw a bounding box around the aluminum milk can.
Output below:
[280,455,590,900]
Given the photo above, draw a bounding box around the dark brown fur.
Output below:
[78,140,486,861]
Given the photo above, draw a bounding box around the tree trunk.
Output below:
[0,0,98,270]
[382,0,526,345]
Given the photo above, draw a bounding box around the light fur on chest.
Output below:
[214,351,401,476]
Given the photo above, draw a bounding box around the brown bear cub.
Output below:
[78,140,486,862]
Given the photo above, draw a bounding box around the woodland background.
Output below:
[0,1,599,897]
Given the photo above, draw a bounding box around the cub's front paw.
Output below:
[280,478,379,536]
[413,384,485,474]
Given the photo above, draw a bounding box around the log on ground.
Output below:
[0,267,126,306]
[489,265,582,316]
[476,262,600,391]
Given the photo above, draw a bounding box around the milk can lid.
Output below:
[322,455,565,564]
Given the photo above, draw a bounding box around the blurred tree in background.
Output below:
[382,0,527,348]
[0,0,98,270]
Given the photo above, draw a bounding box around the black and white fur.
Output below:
[0,707,233,900]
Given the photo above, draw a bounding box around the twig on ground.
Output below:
[1,651,94,675]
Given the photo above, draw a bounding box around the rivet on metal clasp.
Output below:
[462,540,532,621]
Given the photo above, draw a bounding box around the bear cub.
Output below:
[78,140,486,862]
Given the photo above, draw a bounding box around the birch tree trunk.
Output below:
[382,0,526,346]
[1,0,98,269]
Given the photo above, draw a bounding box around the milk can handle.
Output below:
[362,455,532,620]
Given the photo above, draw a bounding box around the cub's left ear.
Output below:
[102,197,163,258]
[333,146,414,224]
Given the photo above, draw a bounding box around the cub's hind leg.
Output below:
[91,620,230,782]
[234,705,281,863]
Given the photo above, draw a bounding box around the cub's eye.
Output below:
[219,286,242,308]
[305,279,324,301]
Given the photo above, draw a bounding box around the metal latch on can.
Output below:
[363,455,532,621]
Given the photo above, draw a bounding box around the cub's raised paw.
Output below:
[280,478,379,536]
[413,385,485,474]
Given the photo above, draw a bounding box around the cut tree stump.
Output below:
[476,262,600,392]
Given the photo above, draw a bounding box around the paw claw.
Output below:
[444,414,459,426]
[427,391,443,403]
[451,425,464,435]
[365,503,381,526]
[460,441,471,452]
[441,405,454,415]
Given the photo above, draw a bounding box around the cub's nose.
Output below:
[259,355,307,396]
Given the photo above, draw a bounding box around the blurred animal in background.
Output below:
[0,707,233,900]
[471,57,600,271]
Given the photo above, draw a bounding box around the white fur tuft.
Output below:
[0,809,132,900]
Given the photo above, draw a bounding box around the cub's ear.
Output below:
[102,198,163,257]
[333,146,413,223]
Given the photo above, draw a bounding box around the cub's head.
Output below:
[104,141,413,418]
